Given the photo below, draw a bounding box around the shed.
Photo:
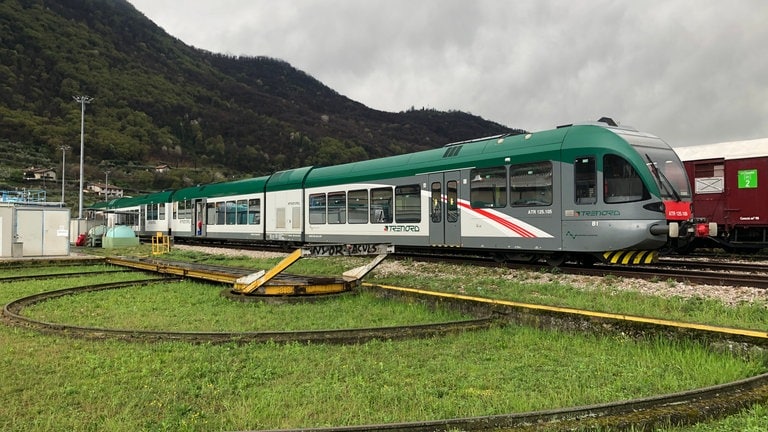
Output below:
[0,204,70,257]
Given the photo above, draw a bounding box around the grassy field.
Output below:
[1,251,767,431]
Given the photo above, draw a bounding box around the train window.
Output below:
[574,157,597,205]
[328,192,346,224]
[510,162,552,206]
[236,199,248,224]
[309,193,327,224]
[206,203,216,225]
[470,167,507,208]
[447,180,459,223]
[147,203,165,221]
[603,154,650,203]
[431,182,442,223]
[694,162,724,178]
[395,185,421,223]
[348,189,368,223]
[248,199,261,224]
[178,200,192,220]
[226,201,237,225]
[370,188,393,223]
[213,202,224,224]
[146,204,157,221]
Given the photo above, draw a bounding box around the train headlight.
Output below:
[643,202,665,213]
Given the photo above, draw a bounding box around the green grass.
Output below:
[2,256,767,431]
[22,280,469,331]
[0,323,761,431]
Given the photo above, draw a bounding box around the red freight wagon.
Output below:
[674,138,768,252]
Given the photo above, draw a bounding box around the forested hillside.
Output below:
[0,0,522,195]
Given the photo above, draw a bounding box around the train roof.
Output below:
[102,190,174,209]
[673,137,768,162]
[303,127,573,188]
[173,176,269,200]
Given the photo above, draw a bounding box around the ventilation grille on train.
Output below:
[443,145,462,158]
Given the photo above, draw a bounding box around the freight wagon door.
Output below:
[428,171,461,246]
[725,158,768,230]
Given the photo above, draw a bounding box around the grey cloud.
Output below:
[129,0,768,146]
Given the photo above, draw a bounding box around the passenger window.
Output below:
[470,167,507,208]
[446,180,458,223]
[225,200,236,225]
[215,202,226,224]
[395,185,421,223]
[348,189,368,223]
[206,203,216,225]
[510,162,552,206]
[309,193,326,224]
[574,157,597,204]
[236,199,247,224]
[328,192,346,224]
[146,204,157,221]
[248,199,261,224]
[370,187,393,223]
[430,182,442,223]
[603,154,650,203]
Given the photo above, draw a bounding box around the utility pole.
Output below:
[59,145,70,206]
[104,169,111,202]
[73,95,93,219]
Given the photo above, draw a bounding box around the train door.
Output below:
[428,171,461,246]
[193,199,206,236]
[138,205,145,234]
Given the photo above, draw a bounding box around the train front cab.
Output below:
[559,125,699,264]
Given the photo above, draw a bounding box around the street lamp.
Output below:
[59,145,70,206]
[73,95,93,219]
[104,169,111,202]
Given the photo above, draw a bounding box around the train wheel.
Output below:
[546,254,566,267]
[577,255,596,267]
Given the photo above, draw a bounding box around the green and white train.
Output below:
[91,119,704,265]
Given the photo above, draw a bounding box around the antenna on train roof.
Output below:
[443,129,528,147]
[598,117,618,126]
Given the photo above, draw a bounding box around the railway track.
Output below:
[3,259,768,431]
[392,251,768,289]
[151,240,768,288]
[2,278,498,345]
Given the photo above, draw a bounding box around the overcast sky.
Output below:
[127,0,767,147]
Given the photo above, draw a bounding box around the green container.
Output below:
[102,225,140,248]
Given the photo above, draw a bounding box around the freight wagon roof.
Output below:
[674,137,768,161]
[173,177,269,201]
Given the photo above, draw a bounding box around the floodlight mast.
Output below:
[73,95,93,219]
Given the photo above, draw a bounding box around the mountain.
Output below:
[0,0,524,195]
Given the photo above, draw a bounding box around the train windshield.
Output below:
[623,135,692,200]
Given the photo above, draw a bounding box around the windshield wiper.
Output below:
[645,154,681,202]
